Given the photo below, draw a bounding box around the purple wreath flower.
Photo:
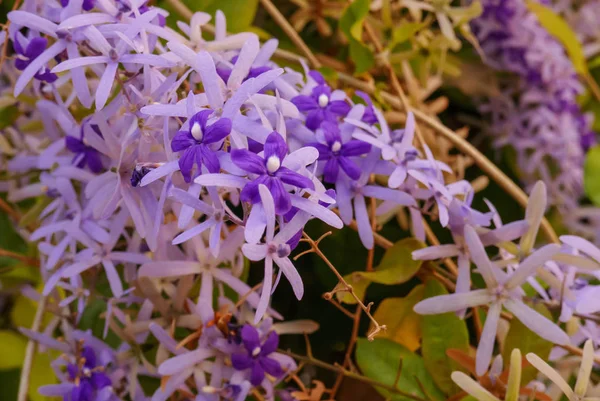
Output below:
[13,37,57,83]
[356,91,378,125]
[231,131,315,214]
[66,346,112,401]
[309,121,371,183]
[171,110,232,182]
[291,72,351,130]
[65,123,103,174]
[231,325,284,386]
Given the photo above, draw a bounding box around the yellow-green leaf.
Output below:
[0,330,27,370]
[29,348,58,401]
[390,22,427,49]
[339,0,375,73]
[358,238,425,284]
[335,272,370,304]
[585,145,600,206]
[371,285,424,351]
[526,1,587,75]
[421,279,470,395]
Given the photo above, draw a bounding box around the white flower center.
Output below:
[252,346,261,357]
[318,93,329,108]
[82,367,92,377]
[266,155,281,173]
[331,141,342,153]
[191,122,203,141]
[202,386,218,394]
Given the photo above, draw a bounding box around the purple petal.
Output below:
[476,301,501,376]
[503,299,569,345]
[341,140,372,156]
[241,325,261,353]
[338,156,361,180]
[276,167,314,190]
[231,149,266,174]
[260,357,284,378]
[323,158,339,183]
[231,353,254,370]
[291,95,318,112]
[260,331,279,356]
[263,132,288,161]
[414,289,494,314]
[203,117,232,144]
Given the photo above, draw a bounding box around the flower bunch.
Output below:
[471,0,596,230]
[3,0,600,400]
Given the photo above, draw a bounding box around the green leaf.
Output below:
[358,238,425,284]
[29,349,58,401]
[339,0,375,73]
[421,279,470,395]
[372,285,424,351]
[356,337,445,401]
[584,145,600,206]
[502,302,553,383]
[526,1,587,75]
[0,104,19,130]
[390,23,426,49]
[181,0,259,33]
[335,272,371,304]
[0,330,27,370]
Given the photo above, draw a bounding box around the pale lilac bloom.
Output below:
[414,225,568,376]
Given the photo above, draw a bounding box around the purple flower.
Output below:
[217,55,272,84]
[291,72,351,130]
[13,37,57,83]
[309,121,371,183]
[356,91,378,124]
[171,110,232,182]
[231,325,284,386]
[65,124,103,174]
[66,346,112,401]
[231,132,315,214]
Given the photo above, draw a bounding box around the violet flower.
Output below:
[231,131,315,214]
[65,123,103,174]
[308,121,371,183]
[171,110,232,182]
[13,36,57,83]
[61,0,95,11]
[291,71,351,130]
[231,325,284,386]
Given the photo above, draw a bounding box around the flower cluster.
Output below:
[4,0,600,400]
[471,0,596,233]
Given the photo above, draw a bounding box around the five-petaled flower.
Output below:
[171,110,232,182]
[291,71,351,130]
[231,325,284,386]
[309,121,371,183]
[231,131,315,214]
[13,37,57,83]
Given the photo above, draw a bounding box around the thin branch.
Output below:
[258,0,321,68]
[300,232,386,340]
[17,296,46,401]
[0,249,39,267]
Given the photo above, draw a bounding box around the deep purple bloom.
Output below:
[231,132,315,214]
[231,325,284,386]
[66,346,112,401]
[291,72,351,130]
[13,37,57,83]
[61,0,95,10]
[65,124,103,173]
[171,110,232,182]
[309,121,371,183]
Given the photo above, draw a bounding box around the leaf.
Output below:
[390,23,426,49]
[183,0,259,33]
[526,1,587,75]
[339,0,375,73]
[421,279,470,395]
[584,145,600,206]
[335,272,370,304]
[11,292,53,329]
[371,285,424,351]
[356,337,445,401]
[0,330,27,370]
[0,104,19,130]
[502,302,553,383]
[358,238,425,284]
[29,349,58,401]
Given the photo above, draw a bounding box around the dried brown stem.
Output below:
[300,232,386,340]
[0,249,39,267]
